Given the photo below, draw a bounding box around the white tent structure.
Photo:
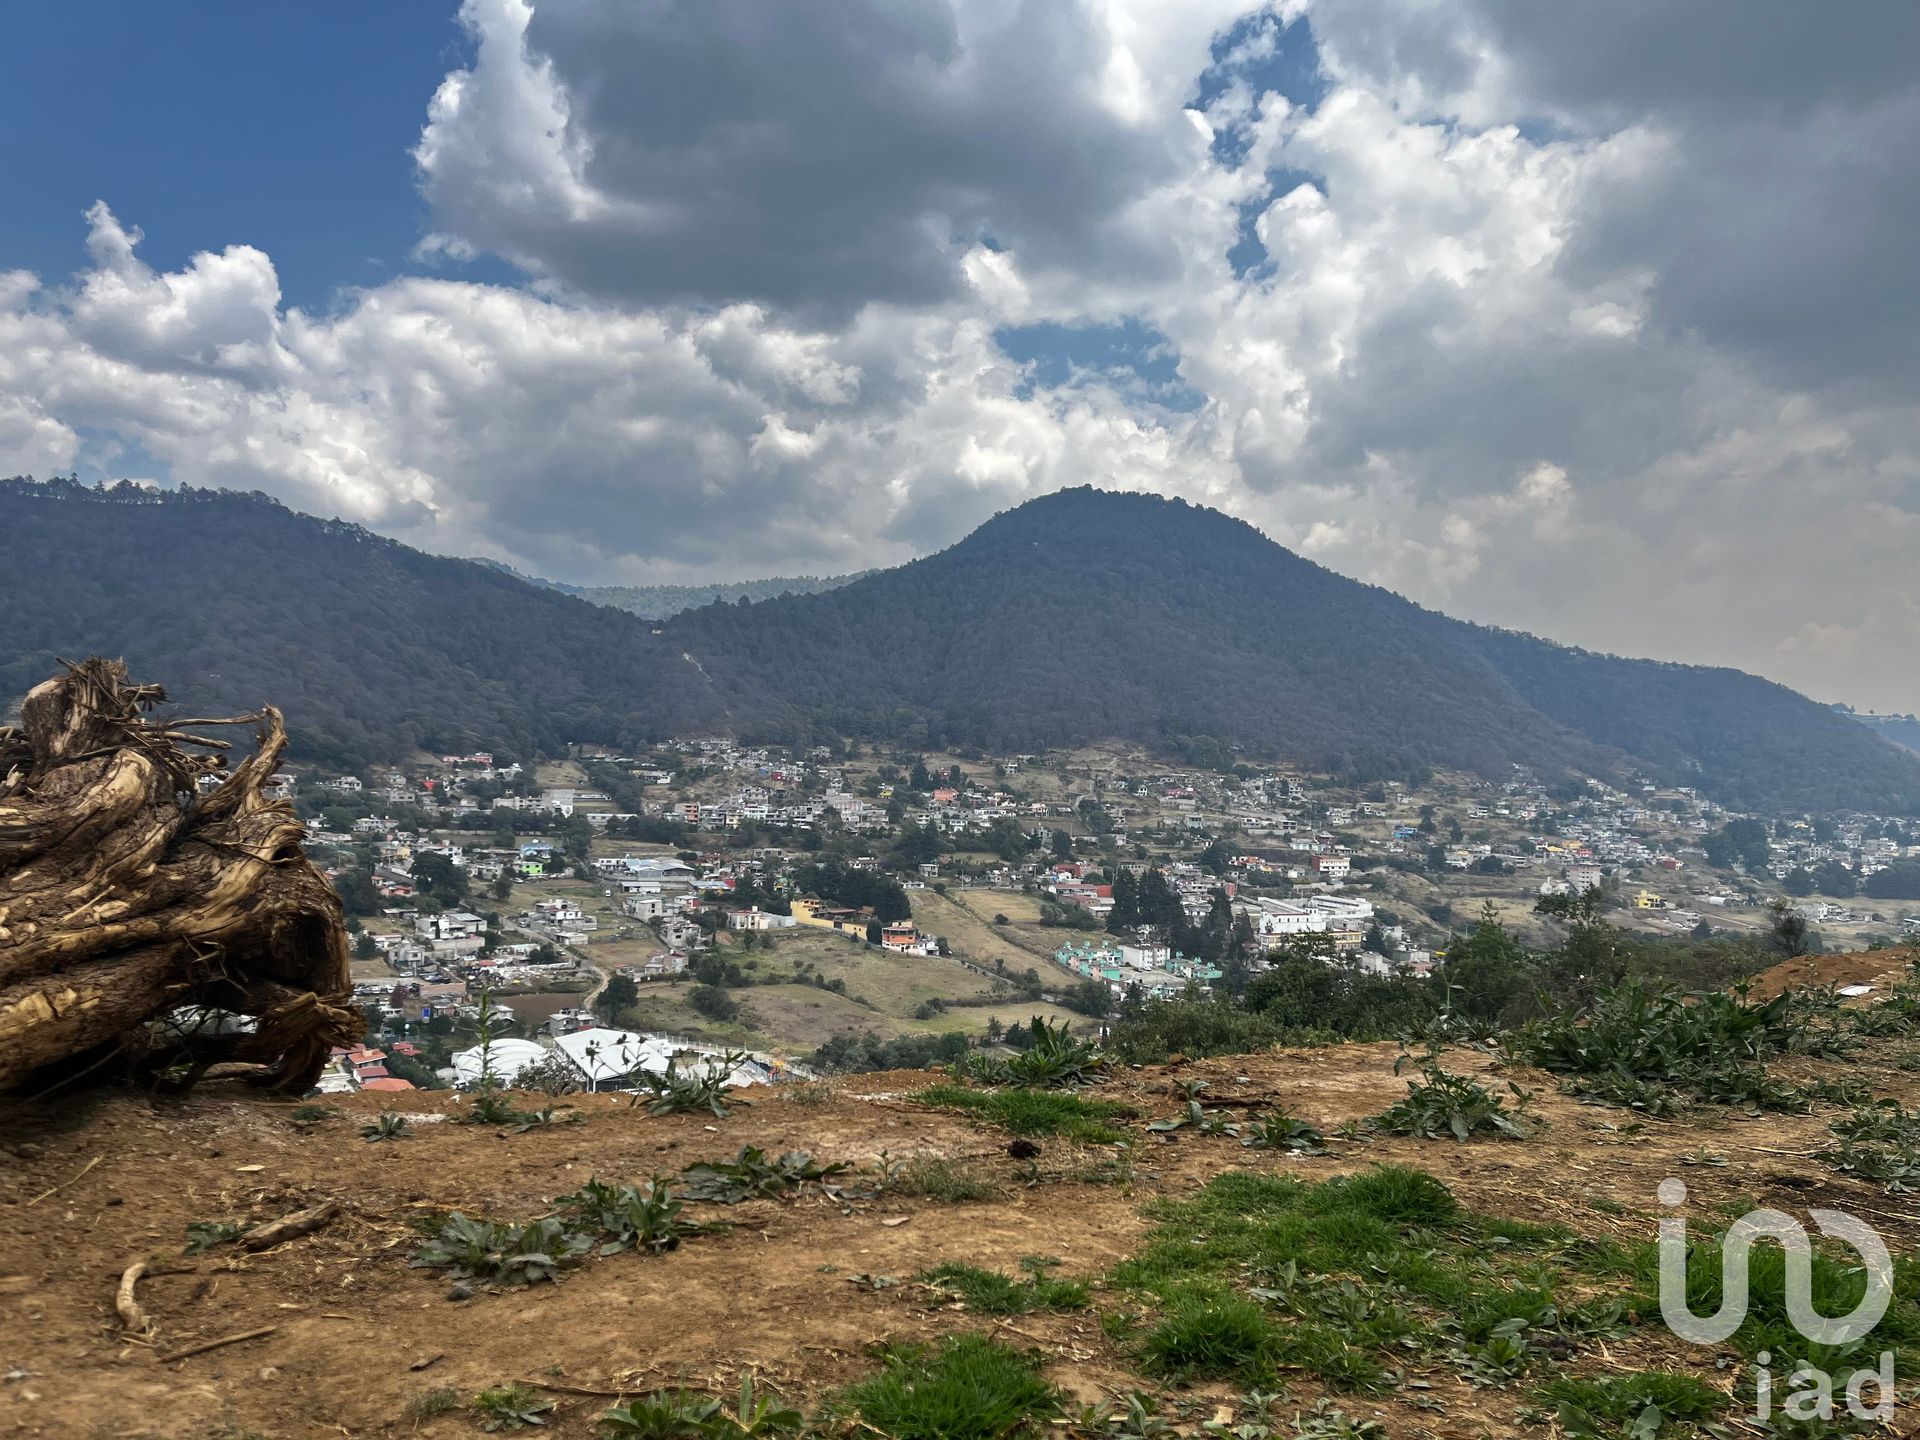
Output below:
[450,1037,551,1088]
[552,1027,767,1092]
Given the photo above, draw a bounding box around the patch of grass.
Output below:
[918,1258,1090,1314]
[889,1157,1003,1203]
[1141,1287,1279,1383]
[781,1078,842,1107]
[1538,1372,1726,1438]
[842,1335,1063,1440]
[1627,1228,1920,1386]
[403,1387,463,1419]
[916,1083,1128,1142]
[287,1103,335,1125]
[1112,1166,1622,1392]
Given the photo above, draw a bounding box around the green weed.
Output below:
[918,1257,1090,1314]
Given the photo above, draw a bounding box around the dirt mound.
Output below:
[4,996,1920,1438]
[1744,946,1916,999]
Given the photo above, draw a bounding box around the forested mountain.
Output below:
[0,478,783,766]
[3,478,1916,813]
[669,489,1920,813]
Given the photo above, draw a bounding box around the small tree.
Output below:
[596,973,639,1020]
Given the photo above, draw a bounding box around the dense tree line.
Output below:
[789,858,912,923]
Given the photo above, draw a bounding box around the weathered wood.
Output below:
[0,659,357,1094]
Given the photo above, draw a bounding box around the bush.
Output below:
[689,984,741,1022]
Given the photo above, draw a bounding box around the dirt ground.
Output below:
[4,951,1919,1440]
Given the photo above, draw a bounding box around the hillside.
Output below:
[671,488,1920,812]
[4,478,1915,811]
[0,478,785,766]
[7,948,1920,1440]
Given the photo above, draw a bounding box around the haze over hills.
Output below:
[3,476,1917,814]
[471,559,870,618]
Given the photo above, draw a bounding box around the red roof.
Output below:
[354,1063,390,1079]
[360,1077,415,1092]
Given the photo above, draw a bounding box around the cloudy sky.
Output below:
[3,2,1917,710]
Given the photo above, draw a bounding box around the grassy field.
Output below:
[909,888,1067,977]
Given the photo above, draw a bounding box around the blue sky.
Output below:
[0,2,467,309]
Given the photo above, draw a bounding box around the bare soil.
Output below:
[3,951,1918,1439]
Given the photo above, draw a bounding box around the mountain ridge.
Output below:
[2,477,1915,813]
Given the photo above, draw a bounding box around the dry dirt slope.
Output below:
[3,951,1919,1440]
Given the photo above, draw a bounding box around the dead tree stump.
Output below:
[0,659,358,1093]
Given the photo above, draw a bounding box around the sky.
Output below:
[2,2,1917,712]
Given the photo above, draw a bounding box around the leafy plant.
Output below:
[411,1212,593,1286]
[599,1374,803,1440]
[632,1054,750,1117]
[954,1018,1107,1089]
[1371,1055,1534,1141]
[509,1106,582,1133]
[184,1219,246,1254]
[460,1088,529,1126]
[361,1111,410,1142]
[1289,1399,1386,1440]
[1148,1100,1241,1137]
[1507,980,1821,1113]
[678,1146,848,1203]
[1538,1372,1726,1440]
[556,1177,707,1254]
[1240,1109,1327,1155]
[842,1335,1063,1440]
[1817,1098,1920,1191]
[288,1103,336,1125]
[1073,1390,1181,1440]
[473,1383,555,1431]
